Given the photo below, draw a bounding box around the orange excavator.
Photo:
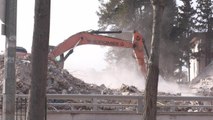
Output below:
[48,30,148,76]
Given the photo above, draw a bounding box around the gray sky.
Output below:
[0,0,108,71]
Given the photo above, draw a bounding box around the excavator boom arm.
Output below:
[49,31,147,76]
[49,32,133,58]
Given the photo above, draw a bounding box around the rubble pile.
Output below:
[0,55,117,95]
[119,84,142,95]
[190,76,213,96]
[190,61,213,96]
[0,55,186,96]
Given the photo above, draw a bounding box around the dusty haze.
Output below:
[68,59,193,95]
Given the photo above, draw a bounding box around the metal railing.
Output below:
[0,95,28,120]
[15,97,28,120]
[45,94,213,115]
[0,94,213,119]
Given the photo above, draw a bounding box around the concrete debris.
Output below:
[190,61,213,96]
[119,84,142,95]
[0,55,118,95]
[0,55,183,96]
[191,61,213,84]
[190,76,213,96]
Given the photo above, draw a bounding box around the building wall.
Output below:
[190,40,200,81]
[47,113,213,120]
[189,33,213,81]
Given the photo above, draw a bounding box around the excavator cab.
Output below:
[49,45,65,68]
[16,46,28,58]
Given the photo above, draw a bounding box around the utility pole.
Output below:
[2,0,17,120]
[0,0,6,23]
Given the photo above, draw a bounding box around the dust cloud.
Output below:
[69,61,192,95]
[70,63,145,90]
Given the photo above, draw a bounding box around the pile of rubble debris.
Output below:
[0,55,117,95]
[0,55,183,96]
[0,54,191,96]
[190,76,213,96]
[190,61,213,96]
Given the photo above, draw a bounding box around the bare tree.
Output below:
[142,0,166,120]
[27,0,51,120]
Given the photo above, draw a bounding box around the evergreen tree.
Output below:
[159,0,179,79]
[195,0,213,65]
[97,0,152,71]
[97,0,151,30]
[97,0,179,79]
[174,0,196,81]
[178,0,195,34]
[195,0,213,32]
